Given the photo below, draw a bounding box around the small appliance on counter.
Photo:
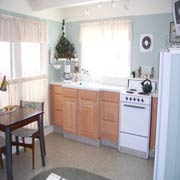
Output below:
[64,64,72,80]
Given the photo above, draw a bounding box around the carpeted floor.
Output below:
[0,133,154,180]
[31,167,110,180]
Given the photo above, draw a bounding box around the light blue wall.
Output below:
[0,9,61,82]
[47,21,62,82]
[66,13,172,79]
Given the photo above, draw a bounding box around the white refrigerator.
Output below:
[154,48,180,180]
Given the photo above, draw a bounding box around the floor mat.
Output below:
[31,167,110,180]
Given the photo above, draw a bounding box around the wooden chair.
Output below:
[0,136,5,169]
[11,100,46,169]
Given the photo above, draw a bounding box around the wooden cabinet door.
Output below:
[78,100,99,139]
[63,97,78,134]
[100,120,119,142]
[101,101,119,122]
[51,85,63,127]
[100,101,119,142]
[100,91,120,143]
[150,97,158,150]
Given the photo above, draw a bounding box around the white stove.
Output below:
[118,79,156,159]
[121,89,151,105]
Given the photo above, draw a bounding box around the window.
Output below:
[80,20,132,81]
[21,42,41,77]
[0,15,49,127]
[0,42,11,79]
[0,41,43,80]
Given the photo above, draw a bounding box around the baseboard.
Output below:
[64,132,100,147]
[53,126,64,134]
[149,149,155,158]
[44,125,54,136]
[118,146,148,159]
[101,139,118,149]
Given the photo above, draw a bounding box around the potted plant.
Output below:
[55,19,76,61]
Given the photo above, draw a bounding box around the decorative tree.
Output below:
[55,19,75,60]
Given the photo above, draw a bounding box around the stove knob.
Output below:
[137,98,140,102]
[141,99,144,102]
[130,97,132,101]
[126,97,128,100]
[133,98,136,101]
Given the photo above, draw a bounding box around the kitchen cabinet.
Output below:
[100,91,120,142]
[50,85,63,127]
[78,90,99,139]
[150,97,158,151]
[51,84,158,151]
[63,88,78,134]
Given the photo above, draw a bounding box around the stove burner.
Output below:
[129,89,137,91]
[138,92,150,95]
[126,91,134,94]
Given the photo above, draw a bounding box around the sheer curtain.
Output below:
[80,20,132,83]
[0,14,49,127]
[0,14,48,43]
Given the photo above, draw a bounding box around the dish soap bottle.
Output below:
[138,66,141,78]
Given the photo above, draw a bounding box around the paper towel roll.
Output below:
[64,65,71,73]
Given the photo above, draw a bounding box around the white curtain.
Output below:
[0,14,49,128]
[80,20,132,81]
[0,76,49,127]
[79,20,132,43]
[0,14,48,43]
[21,77,49,128]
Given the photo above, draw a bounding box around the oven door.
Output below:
[120,102,150,137]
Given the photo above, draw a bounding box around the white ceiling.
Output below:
[0,0,172,22]
[27,0,102,10]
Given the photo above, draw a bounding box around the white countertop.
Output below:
[51,81,126,93]
[50,81,158,97]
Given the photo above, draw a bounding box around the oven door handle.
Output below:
[124,104,145,109]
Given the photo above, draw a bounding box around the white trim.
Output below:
[8,74,48,84]
[153,51,171,180]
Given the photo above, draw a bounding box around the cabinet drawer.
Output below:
[101,120,119,142]
[51,85,63,94]
[79,90,97,101]
[63,88,78,98]
[101,101,119,122]
[101,91,120,103]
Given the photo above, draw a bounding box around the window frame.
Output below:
[0,41,47,81]
[80,20,132,82]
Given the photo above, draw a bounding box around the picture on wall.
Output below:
[140,34,153,52]
[169,22,180,44]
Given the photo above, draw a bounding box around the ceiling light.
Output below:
[98,1,102,9]
[124,4,128,11]
[111,0,116,8]
[85,7,90,15]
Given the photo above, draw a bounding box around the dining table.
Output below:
[0,106,45,180]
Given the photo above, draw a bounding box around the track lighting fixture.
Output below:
[98,1,102,8]
[111,0,116,8]
[85,7,90,15]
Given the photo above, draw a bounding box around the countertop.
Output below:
[51,81,126,93]
[50,81,158,97]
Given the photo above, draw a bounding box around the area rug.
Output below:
[31,167,110,180]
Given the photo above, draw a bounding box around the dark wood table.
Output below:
[0,106,45,180]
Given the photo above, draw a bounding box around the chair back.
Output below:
[20,100,44,111]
